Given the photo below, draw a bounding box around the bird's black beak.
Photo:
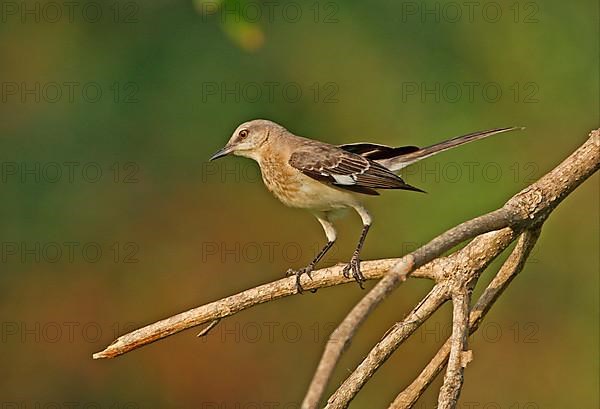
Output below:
[209,145,233,161]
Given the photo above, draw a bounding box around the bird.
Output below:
[210,119,522,293]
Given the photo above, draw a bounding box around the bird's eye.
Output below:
[239,129,249,138]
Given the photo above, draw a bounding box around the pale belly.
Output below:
[259,158,356,211]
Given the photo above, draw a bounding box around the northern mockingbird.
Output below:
[210,120,521,292]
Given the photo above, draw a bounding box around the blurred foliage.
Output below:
[0,0,598,408]
[196,0,266,51]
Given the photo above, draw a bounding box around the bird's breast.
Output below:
[259,155,356,211]
[260,156,302,205]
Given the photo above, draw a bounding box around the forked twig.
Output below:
[323,227,517,408]
[390,228,540,408]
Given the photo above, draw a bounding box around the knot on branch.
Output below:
[504,186,546,223]
[459,350,473,368]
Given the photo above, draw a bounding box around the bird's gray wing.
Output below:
[289,144,424,195]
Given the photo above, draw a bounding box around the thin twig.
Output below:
[196,319,221,337]
[437,288,471,409]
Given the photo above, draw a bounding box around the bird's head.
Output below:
[210,119,283,161]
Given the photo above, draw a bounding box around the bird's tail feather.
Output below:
[379,127,524,172]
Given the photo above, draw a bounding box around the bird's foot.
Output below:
[286,265,317,294]
[343,256,365,289]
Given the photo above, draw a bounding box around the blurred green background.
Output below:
[0,0,598,408]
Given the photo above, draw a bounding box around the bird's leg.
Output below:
[343,205,372,289]
[286,213,337,294]
[286,241,334,278]
[343,224,370,288]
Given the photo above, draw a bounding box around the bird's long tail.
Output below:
[377,127,524,172]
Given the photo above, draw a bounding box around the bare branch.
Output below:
[93,258,435,359]
[389,228,541,408]
[196,319,220,338]
[323,285,449,409]
[323,227,517,409]
[437,288,471,409]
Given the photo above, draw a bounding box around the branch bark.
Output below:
[389,228,541,408]
[93,259,435,359]
[323,227,517,408]
[437,288,471,408]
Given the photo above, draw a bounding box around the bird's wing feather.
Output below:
[377,127,524,171]
[340,127,523,170]
[289,144,424,195]
[338,143,420,160]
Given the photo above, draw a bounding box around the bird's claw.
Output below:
[342,264,351,279]
[343,256,365,289]
[286,265,315,294]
